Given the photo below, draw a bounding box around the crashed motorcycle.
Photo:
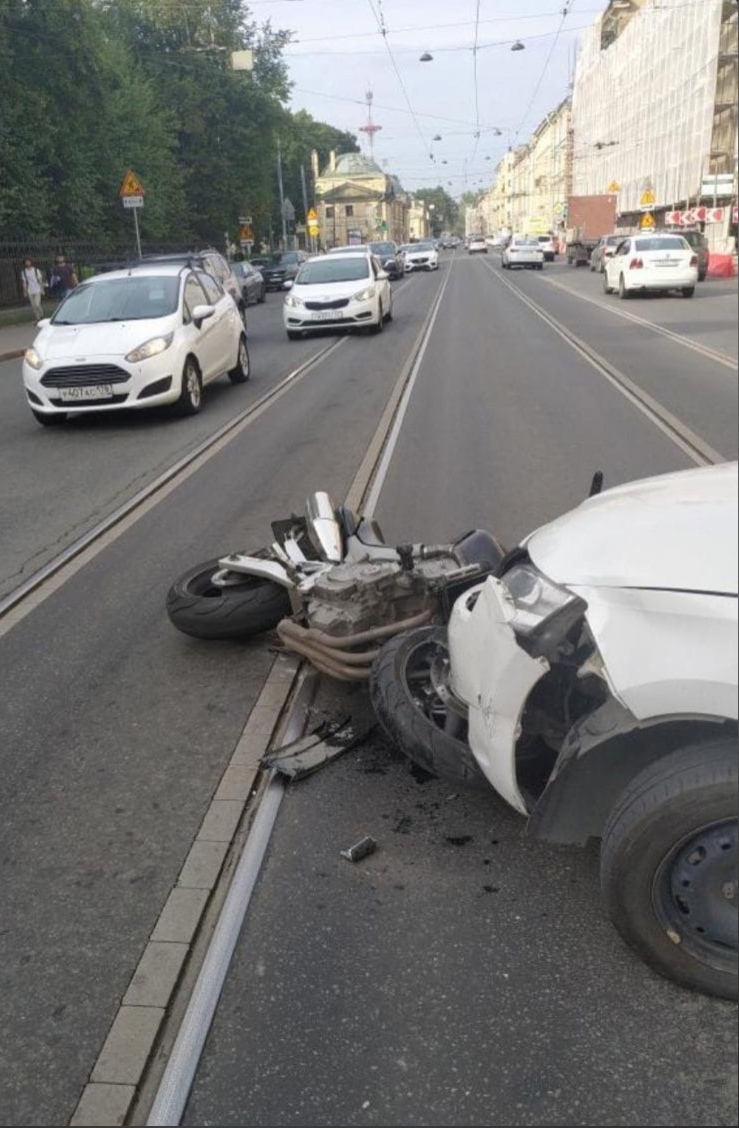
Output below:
[166,491,504,679]
[370,463,738,1001]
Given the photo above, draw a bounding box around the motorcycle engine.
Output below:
[304,556,461,638]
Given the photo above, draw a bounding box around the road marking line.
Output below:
[538,273,738,371]
[483,260,725,468]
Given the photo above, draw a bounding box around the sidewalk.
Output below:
[0,321,38,363]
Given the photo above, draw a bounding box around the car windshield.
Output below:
[369,243,395,256]
[635,237,687,251]
[51,276,180,324]
[232,263,251,275]
[413,243,435,252]
[606,236,621,245]
[268,252,300,265]
[537,236,552,243]
[296,258,371,284]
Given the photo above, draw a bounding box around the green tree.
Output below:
[413,186,460,236]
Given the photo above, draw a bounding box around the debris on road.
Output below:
[340,836,378,863]
[262,715,376,781]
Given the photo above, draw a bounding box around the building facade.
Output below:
[314,153,411,247]
[572,0,736,246]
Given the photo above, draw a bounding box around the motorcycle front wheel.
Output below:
[166,556,292,640]
[370,626,489,792]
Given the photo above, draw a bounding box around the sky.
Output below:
[250,0,610,198]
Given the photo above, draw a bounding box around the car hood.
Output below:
[34,317,178,361]
[291,278,373,300]
[525,463,738,594]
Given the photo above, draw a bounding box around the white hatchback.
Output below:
[399,243,439,271]
[283,252,392,339]
[604,233,698,298]
[502,235,545,270]
[23,264,249,425]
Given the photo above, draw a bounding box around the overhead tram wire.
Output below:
[366,0,432,160]
[470,0,483,165]
[514,0,575,139]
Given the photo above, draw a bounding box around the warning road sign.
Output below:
[307,208,318,223]
[640,212,656,230]
[119,169,145,197]
[607,181,621,193]
[639,187,656,210]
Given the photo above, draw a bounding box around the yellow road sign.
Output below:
[308,224,320,237]
[607,181,621,193]
[119,169,145,197]
[640,212,656,230]
[307,208,319,223]
[639,187,656,209]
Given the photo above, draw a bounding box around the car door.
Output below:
[607,239,629,286]
[197,270,236,377]
[371,256,390,316]
[183,272,221,381]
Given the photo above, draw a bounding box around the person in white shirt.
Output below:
[21,257,45,320]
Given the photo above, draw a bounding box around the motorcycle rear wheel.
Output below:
[166,556,292,640]
[370,626,489,792]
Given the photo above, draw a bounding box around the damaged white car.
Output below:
[371,463,738,1000]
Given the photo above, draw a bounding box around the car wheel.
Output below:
[618,274,631,300]
[228,335,250,384]
[31,408,67,426]
[370,626,490,792]
[536,263,543,271]
[590,262,596,272]
[601,738,737,1000]
[258,285,266,304]
[682,286,696,299]
[371,303,385,334]
[698,271,707,283]
[384,303,393,323]
[287,330,303,341]
[603,273,613,294]
[174,357,203,415]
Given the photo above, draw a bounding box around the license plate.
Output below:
[654,258,678,268]
[312,311,342,321]
[58,384,115,402]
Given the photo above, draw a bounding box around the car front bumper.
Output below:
[283,297,377,331]
[23,354,182,414]
[405,258,438,271]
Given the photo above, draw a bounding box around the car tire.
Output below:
[603,273,613,294]
[166,556,292,641]
[682,287,696,299]
[618,274,631,300]
[258,286,266,304]
[536,263,543,270]
[384,304,393,323]
[371,304,385,334]
[228,335,250,384]
[31,408,67,426]
[287,330,303,341]
[600,738,737,1000]
[370,626,490,793]
[174,357,203,416]
[590,262,596,272]
[698,271,707,283]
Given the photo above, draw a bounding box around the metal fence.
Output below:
[0,238,192,309]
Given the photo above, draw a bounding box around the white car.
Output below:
[604,233,699,298]
[23,264,249,425]
[467,237,488,254]
[283,252,392,339]
[502,235,545,270]
[536,234,556,261]
[399,243,439,272]
[373,463,739,999]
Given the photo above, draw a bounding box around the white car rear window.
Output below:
[635,237,687,251]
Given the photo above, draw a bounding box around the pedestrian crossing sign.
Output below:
[639,187,656,209]
[119,169,145,198]
[640,212,656,230]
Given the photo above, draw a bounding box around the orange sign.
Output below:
[119,169,145,198]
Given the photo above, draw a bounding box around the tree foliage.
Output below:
[413,186,460,235]
[0,0,358,248]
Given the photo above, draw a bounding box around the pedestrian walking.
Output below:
[20,257,46,320]
[47,254,78,301]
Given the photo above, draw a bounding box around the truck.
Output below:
[565,194,618,266]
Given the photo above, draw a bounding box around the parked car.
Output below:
[590,234,623,273]
[467,236,488,254]
[603,233,699,298]
[367,241,405,280]
[232,260,266,305]
[536,234,557,262]
[133,250,246,325]
[283,252,392,339]
[259,250,309,292]
[502,236,545,270]
[23,264,249,425]
[399,242,439,272]
[673,229,710,281]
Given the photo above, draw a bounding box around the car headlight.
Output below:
[24,346,44,370]
[352,286,376,302]
[501,562,587,659]
[125,333,173,363]
[284,294,304,308]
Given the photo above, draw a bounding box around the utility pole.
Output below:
[277,141,287,250]
[300,163,311,253]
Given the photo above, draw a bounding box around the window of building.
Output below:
[325,206,335,219]
[345,205,355,217]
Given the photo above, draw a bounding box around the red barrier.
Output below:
[706,254,738,279]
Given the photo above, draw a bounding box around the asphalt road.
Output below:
[0,254,736,1127]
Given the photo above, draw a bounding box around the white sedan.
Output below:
[23,264,249,425]
[502,236,545,270]
[283,252,392,339]
[604,233,698,298]
[399,243,439,272]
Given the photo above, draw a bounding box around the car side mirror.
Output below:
[36,318,51,329]
[377,271,389,280]
[191,304,215,327]
[283,280,294,290]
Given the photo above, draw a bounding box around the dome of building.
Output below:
[324,152,385,178]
